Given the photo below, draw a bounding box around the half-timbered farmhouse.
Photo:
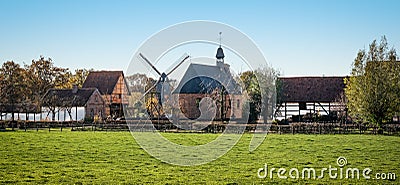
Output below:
[276,76,346,121]
[82,71,130,118]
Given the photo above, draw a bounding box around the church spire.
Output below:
[218,31,222,47]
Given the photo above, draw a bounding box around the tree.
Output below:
[58,68,92,89]
[345,36,399,129]
[42,90,79,121]
[240,71,261,123]
[239,66,279,123]
[25,56,69,107]
[0,61,28,121]
[126,73,148,93]
[72,69,92,88]
[255,66,279,124]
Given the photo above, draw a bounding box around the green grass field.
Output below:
[0,130,399,184]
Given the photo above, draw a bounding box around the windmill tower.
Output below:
[138,53,189,119]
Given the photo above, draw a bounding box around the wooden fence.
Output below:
[1,120,400,135]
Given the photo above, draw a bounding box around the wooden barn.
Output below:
[276,76,346,122]
[174,46,243,121]
[82,71,130,118]
[42,86,105,120]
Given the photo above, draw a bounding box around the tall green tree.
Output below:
[345,36,399,128]
[239,66,279,123]
[240,71,261,123]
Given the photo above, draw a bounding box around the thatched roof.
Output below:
[82,71,124,95]
[42,88,100,107]
[279,76,346,103]
[0,104,40,113]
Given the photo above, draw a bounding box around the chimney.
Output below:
[72,84,78,94]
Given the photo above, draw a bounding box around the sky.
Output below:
[0,0,399,77]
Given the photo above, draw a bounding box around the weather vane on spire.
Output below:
[219,32,222,47]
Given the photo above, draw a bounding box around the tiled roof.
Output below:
[82,71,123,95]
[279,76,346,103]
[174,63,241,94]
[0,104,40,113]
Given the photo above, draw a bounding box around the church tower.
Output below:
[216,32,230,72]
[216,32,225,67]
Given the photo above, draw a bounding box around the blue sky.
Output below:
[1,0,399,76]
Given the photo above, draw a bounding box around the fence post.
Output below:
[278,125,281,135]
[291,125,294,135]
[318,123,321,134]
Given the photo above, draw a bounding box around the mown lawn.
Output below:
[0,130,399,184]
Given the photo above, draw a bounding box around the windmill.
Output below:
[138,53,189,119]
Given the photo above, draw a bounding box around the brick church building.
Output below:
[174,45,243,120]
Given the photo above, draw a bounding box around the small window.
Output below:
[118,94,122,99]
[237,99,240,109]
[95,95,98,102]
